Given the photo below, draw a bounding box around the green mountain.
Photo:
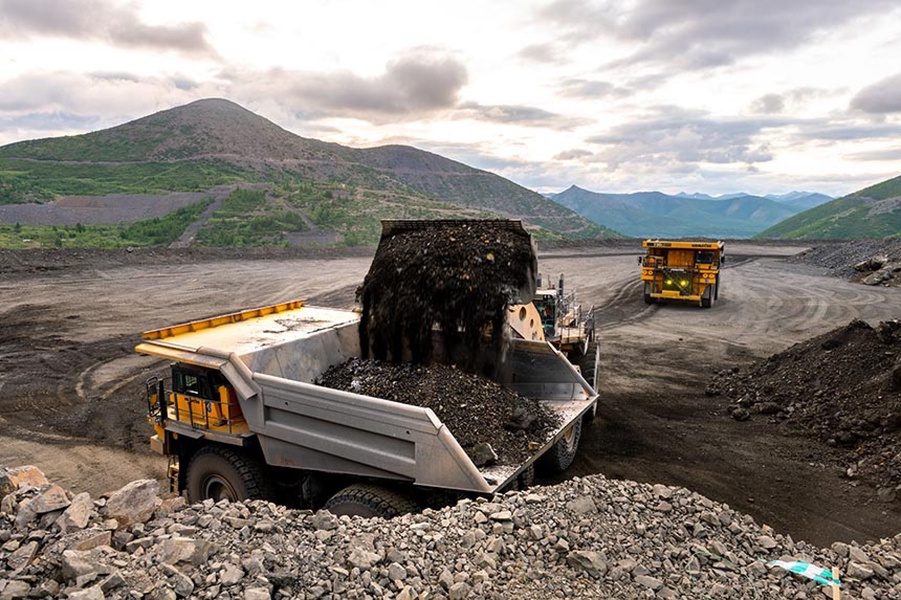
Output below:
[755,175,901,239]
[0,98,617,247]
[550,185,803,238]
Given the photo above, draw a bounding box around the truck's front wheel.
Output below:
[324,483,419,518]
[186,446,270,503]
[701,284,715,308]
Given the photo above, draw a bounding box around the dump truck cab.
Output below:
[640,240,725,308]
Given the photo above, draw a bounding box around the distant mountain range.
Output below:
[0,98,615,246]
[0,98,896,246]
[675,191,833,212]
[756,175,901,239]
[549,186,832,238]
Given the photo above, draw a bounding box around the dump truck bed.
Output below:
[136,301,597,494]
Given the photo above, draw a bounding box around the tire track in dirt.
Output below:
[550,252,901,546]
[3,243,898,545]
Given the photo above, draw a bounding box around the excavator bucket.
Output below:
[360,219,540,370]
[377,219,538,302]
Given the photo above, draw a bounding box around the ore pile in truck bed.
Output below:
[342,220,558,468]
[317,358,562,466]
[706,319,901,494]
[357,220,535,373]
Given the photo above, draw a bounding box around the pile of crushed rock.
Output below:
[3,465,900,599]
[316,358,561,467]
[792,239,901,286]
[706,319,901,498]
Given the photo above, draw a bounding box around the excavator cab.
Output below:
[533,292,559,337]
[528,273,594,357]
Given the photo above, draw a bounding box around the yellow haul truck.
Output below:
[640,239,725,308]
[138,221,599,517]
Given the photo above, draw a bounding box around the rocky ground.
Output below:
[792,238,901,286]
[2,465,900,600]
[2,238,900,598]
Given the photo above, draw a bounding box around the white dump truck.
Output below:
[137,220,599,517]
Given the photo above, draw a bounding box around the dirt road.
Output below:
[539,244,901,546]
[1,242,898,547]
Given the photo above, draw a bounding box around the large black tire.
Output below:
[643,283,657,305]
[576,332,600,421]
[324,483,419,518]
[701,285,714,308]
[517,464,536,490]
[714,275,720,300]
[186,446,271,503]
[536,419,582,475]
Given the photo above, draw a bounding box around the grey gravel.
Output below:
[2,465,900,599]
[792,238,901,286]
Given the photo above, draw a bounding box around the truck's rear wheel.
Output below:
[537,420,582,474]
[517,464,536,489]
[186,446,270,503]
[324,483,419,519]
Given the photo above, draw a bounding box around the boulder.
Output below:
[0,466,49,496]
[61,548,115,582]
[29,484,71,515]
[157,537,215,567]
[567,550,608,578]
[103,479,159,527]
[58,492,93,532]
[6,541,38,572]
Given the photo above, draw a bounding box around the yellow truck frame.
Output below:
[640,240,725,308]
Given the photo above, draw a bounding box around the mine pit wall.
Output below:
[206,324,596,494]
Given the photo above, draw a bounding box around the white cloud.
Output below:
[0,0,899,198]
[224,51,468,122]
[0,0,215,55]
[850,73,901,114]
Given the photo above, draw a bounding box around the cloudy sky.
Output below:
[1,0,900,197]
